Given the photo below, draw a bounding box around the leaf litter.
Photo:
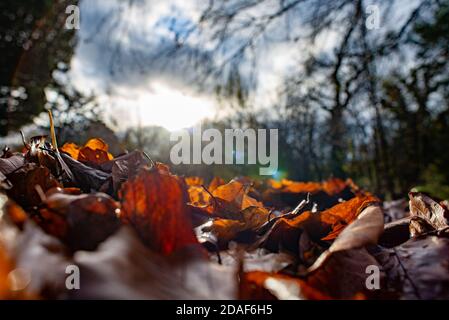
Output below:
[0,115,449,300]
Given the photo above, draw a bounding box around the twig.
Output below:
[20,131,29,150]
[48,110,59,154]
[143,151,155,168]
[201,184,218,211]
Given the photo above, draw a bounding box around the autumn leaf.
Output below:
[239,271,330,300]
[6,163,60,209]
[303,205,384,299]
[208,176,225,192]
[59,142,80,160]
[60,152,110,192]
[257,194,380,254]
[262,178,358,211]
[0,154,26,177]
[408,192,449,236]
[68,227,237,299]
[188,179,264,220]
[36,188,121,251]
[4,200,28,229]
[376,236,449,299]
[185,176,204,186]
[321,193,380,240]
[119,166,199,255]
[200,206,271,247]
[61,138,113,166]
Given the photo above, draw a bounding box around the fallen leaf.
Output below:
[379,217,411,248]
[119,166,199,255]
[61,138,113,167]
[376,236,449,299]
[60,142,80,159]
[257,195,379,253]
[262,178,358,211]
[408,192,449,236]
[60,153,110,192]
[69,227,237,299]
[239,271,330,300]
[38,188,121,251]
[185,176,204,186]
[6,163,60,209]
[304,205,384,299]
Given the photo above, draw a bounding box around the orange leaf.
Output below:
[36,188,121,250]
[321,193,379,240]
[240,271,330,300]
[4,201,28,229]
[78,147,111,165]
[208,177,225,192]
[60,142,80,159]
[119,166,199,255]
[0,245,13,299]
[185,176,204,186]
[84,138,109,152]
[60,138,113,165]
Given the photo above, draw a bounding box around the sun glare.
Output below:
[134,83,216,131]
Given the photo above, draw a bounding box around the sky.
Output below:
[0,0,424,148]
[68,0,302,132]
[67,0,423,132]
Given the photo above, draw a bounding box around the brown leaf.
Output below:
[379,217,411,248]
[325,205,384,252]
[38,188,121,251]
[257,194,379,253]
[320,193,380,240]
[119,166,199,255]
[408,192,449,236]
[6,163,60,209]
[305,248,380,299]
[60,152,110,192]
[69,227,237,299]
[185,176,204,186]
[99,150,150,195]
[202,206,271,246]
[188,179,264,220]
[214,246,294,273]
[208,176,225,192]
[304,205,384,299]
[376,236,449,299]
[4,200,28,229]
[60,142,80,159]
[0,154,26,176]
[262,178,358,211]
[239,271,330,300]
[61,138,113,167]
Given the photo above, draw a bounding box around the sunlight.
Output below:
[134,82,216,131]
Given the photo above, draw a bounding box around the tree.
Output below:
[0,0,80,136]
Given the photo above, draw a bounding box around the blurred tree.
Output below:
[380,0,449,196]
[0,0,83,136]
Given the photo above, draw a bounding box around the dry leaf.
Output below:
[120,166,199,255]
